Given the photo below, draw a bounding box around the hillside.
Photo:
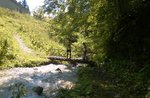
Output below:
[0,7,65,69]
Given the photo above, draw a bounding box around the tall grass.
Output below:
[0,7,65,69]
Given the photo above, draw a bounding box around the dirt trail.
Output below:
[14,34,33,54]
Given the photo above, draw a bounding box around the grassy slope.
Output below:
[0,7,64,69]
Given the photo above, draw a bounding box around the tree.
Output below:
[43,0,150,97]
[19,0,29,8]
[43,0,67,15]
[33,6,45,20]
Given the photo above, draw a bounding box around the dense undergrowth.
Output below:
[57,66,149,98]
[47,0,150,97]
[0,7,64,69]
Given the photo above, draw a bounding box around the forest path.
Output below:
[14,34,33,54]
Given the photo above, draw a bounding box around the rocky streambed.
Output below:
[0,64,78,98]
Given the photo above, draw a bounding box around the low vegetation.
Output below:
[0,7,64,69]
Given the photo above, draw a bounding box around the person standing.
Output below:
[66,39,72,59]
[82,42,87,60]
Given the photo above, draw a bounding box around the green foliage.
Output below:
[57,66,148,98]
[56,67,116,98]
[44,0,150,97]
[10,83,26,98]
[0,38,15,64]
[33,6,45,20]
[0,7,64,68]
[43,0,66,15]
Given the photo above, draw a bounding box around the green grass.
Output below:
[0,7,65,69]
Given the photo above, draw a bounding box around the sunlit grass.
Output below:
[0,7,64,69]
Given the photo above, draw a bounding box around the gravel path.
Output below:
[14,34,33,54]
[0,64,77,98]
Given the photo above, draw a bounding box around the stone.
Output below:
[33,86,43,95]
[55,68,62,73]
